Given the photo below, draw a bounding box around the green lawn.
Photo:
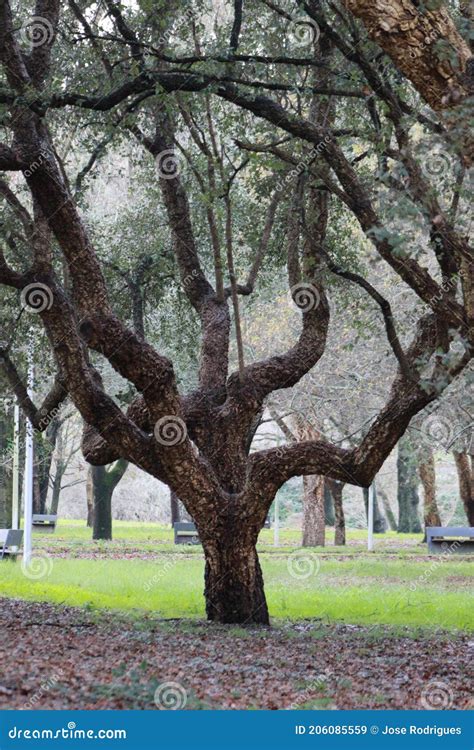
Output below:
[1,534,472,630]
[29,520,428,556]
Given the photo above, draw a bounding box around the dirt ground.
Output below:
[0,598,472,710]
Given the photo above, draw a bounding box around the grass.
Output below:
[30,521,428,556]
[1,533,472,631]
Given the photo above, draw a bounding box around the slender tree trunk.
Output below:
[363,484,387,533]
[86,466,94,527]
[418,450,441,539]
[453,452,474,526]
[92,466,112,540]
[203,528,269,624]
[302,475,325,547]
[328,480,345,545]
[49,463,64,516]
[0,412,12,528]
[378,487,397,531]
[92,459,128,541]
[397,434,422,532]
[323,480,335,525]
[32,449,43,514]
[49,425,65,516]
[170,489,180,526]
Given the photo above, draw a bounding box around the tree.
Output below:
[453,451,474,525]
[397,433,422,533]
[418,448,442,535]
[89,459,129,541]
[0,403,12,528]
[363,483,387,534]
[0,1,472,623]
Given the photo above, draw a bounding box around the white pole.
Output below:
[11,404,20,530]
[274,494,280,548]
[23,357,34,564]
[367,484,374,552]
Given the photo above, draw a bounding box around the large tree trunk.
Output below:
[327,480,346,545]
[92,459,128,541]
[203,529,269,624]
[453,452,474,526]
[302,475,325,547]
[397,434,422,532]
[343,0,472,111]
[418,450,442,538]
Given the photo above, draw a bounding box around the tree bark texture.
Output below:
[453,452,474,525]
[397,434,422,533]
[302,475,325,547]
[327,480,346,546]
[418,450,442,536]
[343,0,472,111]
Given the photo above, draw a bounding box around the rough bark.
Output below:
[342,0,472,111]
[327,479,346,545]
[203,528,268,624]
[453,452,474,525]
[418,450,442,536]
[302,475,325,547]
[397,434,422,533]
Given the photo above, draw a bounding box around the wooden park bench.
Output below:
[0,529,24,560]
[174,521,200,545]
[32,514,57,534]
[426,526,474,554]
